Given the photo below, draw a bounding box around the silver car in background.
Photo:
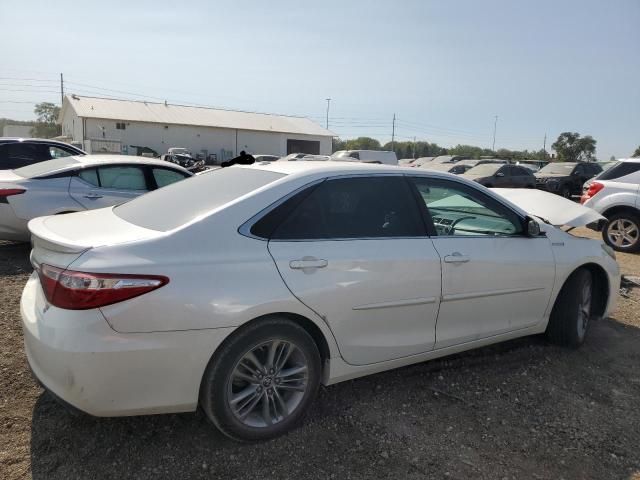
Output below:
[0,155,192,241]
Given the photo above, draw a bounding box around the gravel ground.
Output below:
[1,231,639,480]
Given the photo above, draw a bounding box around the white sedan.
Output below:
[21,162,619,441]
[0,155,192,241]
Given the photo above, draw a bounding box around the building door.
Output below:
[286,139,320,155]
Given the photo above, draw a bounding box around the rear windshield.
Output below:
[597,161,640,180]
[114,167,285,231]
[466,164,501,175]
[538,163,576,174]
[14,157,80,177]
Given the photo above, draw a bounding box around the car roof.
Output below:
[617,158,640,163]
[18,154,190,177]
[0,137,79,146]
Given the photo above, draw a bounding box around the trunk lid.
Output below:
[28,207,165,269]
[490,188,605,227]
[0,170,25,188]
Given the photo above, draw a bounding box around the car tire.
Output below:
[199,317,321,442]
[602,211,640,253]
[560,185,571,199]
[484,183,493,188]
[546,268,593,348]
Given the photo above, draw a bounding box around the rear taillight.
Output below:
[580,181,604,204]
[0,188,25,198]
[36,263,168,310]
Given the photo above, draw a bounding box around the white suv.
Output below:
[581,158,640,252]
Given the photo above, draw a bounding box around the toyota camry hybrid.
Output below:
[21,162,619,441]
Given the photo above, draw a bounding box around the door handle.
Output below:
[83,193,103,199]
[290,257,328,270]
[444,252,470,264]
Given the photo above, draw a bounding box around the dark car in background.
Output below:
[534,162,602,198]
[462,163,536,188]
[0,138,85,170]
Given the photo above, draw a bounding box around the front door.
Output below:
[265,175,442,366]
[408,176,556,349]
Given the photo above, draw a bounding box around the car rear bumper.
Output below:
[0,204,29,241]
[21,272,235,417]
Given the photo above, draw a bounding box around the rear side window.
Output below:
[597,162,640,180]
[79,168,99,186]
[152,168,189,188]
[270,176,425,240]
[98,166,147,190]
[115,167,285,231]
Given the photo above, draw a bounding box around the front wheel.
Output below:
[546,269,593,347]
[603,212,640,253]
[200,317,321,441]
[560,185,572,199]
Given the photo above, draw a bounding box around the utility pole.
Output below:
[491,115,498,151]
[391,113,396,151]
[60,73,64,106]
[413,136,416,159]
[325,98,331,129]
[543,133,547,158]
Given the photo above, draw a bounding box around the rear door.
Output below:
[512,166,534,188]
[265,175,442,366]
[494,165,511,187]
[69,165,149,209]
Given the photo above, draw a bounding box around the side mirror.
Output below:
[526,217,541,237]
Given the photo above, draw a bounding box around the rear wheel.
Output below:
[200,317,321,442]
[603,212,640,253]
[546,269,593,347]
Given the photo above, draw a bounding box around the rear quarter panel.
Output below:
[67,193,342,359]
[11,177,83,219]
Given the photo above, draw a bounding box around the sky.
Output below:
[1,0,638,159]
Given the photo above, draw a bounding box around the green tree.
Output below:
[632,146,640,158]
[31,102,61,138]
[382,140,446,159]
[332,137,346,153]
[551,132,596,162]
[344,137,381,150]
[448,144,494,159]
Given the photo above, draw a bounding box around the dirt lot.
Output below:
[1,231,639,480]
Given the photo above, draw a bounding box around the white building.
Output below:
[59,95,334,162]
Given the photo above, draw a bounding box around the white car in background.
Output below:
[581,158,640,252]
[331,150,398,165]
[0,155,192,241]
[21,162,618,442]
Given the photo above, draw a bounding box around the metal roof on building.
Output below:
[61,95,334,137]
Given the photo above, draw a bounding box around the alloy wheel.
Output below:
[227,340,308,428]
[607,218,639,248]
[576,276,592,342]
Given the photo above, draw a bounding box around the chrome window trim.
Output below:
[238,171,539,242]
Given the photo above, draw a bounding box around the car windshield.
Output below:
[114,167,285,231]
[466,164,501,175]
[13,157,81,177]
[538,163,576,174]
